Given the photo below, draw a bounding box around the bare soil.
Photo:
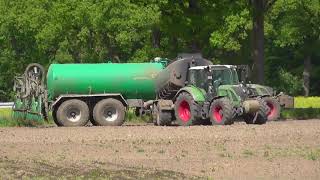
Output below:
[0,120,320,179]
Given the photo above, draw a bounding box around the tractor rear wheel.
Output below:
[244,98,269,125]
[209,98,234,125]
[263,97,281,121]
[93,98,125,126]
[56,99,90,127]
[174,92,200,126]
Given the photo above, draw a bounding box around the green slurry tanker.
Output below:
[13,55,272,126]
[13,60,167,126]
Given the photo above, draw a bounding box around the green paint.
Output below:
[218,85,241,106]
[178,86,206,102]
[247,84,273,96]
[47,63,165,101]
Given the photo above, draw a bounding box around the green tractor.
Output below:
[236,65,294,121]
[153,55,270,126]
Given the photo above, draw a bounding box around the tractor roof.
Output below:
[189,65,237,70]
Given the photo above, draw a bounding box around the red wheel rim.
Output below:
[267,102,275,118]
[178,100,191,122]
[213,106,223,123]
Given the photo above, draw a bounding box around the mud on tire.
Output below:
[174,92,201,126]
[93,98,125,126]
[209,98,234,125]
[56,99,90,127]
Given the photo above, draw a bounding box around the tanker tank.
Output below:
[47,62,165,101]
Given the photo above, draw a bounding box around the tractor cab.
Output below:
[210,65,239,86]
[188,65,243,98]
[188,65,241,91]
[188,66,211,91]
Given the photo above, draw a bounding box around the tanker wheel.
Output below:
[174,92,200,126]
[244,98,269,125]
[209,98,234,125]
[93,98,125,126]
[263,97,281,121]
[56,99,90,127]
[153,104,172,126]
[52,107,63,126]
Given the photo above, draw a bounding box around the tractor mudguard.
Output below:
[174,86,206,103]
[247,84,274,96]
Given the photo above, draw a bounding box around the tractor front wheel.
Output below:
[174,92,200,126]
[209,98,234,125]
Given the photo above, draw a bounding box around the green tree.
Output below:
[210,0,278,84]
[0,0,50,100]
[268,0,320,96]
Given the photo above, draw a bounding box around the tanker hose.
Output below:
[24,63,45,84]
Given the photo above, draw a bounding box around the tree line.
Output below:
[0,0,319,101]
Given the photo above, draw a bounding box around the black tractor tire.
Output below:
[152,104,172,126]
[56,99,90,127]
[174,92,200,126]
[263,97,281,121]
[244,98,269,125]
[52,107,63,126]
[209,98,234,125]
[93,98,125,126]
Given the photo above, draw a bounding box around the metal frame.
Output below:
[0,102,14,109]
[51,93,128,108]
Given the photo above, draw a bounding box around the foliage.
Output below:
[210,2,251,52]
[281,109,320,120]
[126,108,152,123]
[0,108,11,121]
[0,0,320,101]
[0,108,53,127]
[280,96,320,119]
[276,69,302,95]
[268,0,320,50]
[265,0,320,96]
